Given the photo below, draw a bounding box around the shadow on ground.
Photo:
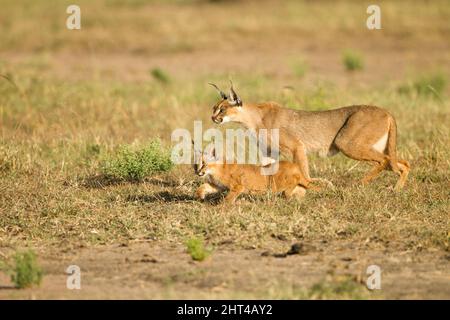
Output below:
[80,175,182,189]
[125,191,224,205]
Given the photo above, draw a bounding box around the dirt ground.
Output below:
[0,240,449,299]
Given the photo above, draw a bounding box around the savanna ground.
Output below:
[0,0,449,299]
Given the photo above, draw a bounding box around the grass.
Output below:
[186,237,212,261]
[398,73,447,99]
[3,250,43,289]
[299,85,330,110]
[0,72,448,250]
[290,60,308,78]
[100,140,173,181]
[150,68,171,84]
[0,0,448,299]
[342,50,364,71]
[294,276,371,300]
[302,276,368,300]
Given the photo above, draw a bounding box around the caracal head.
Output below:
[209,81,243,124]
[192,142,217,177]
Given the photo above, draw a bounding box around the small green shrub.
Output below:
[101,140,173,181]
[150,68,170,84]
[343,50,364,71]
[10,250,43,289]
[398,73,447,98]
[186,237,212,261]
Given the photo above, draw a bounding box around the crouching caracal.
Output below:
[193,146,316,204]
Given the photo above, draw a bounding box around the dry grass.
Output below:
[0,76,448,251]
[0,0,449,299]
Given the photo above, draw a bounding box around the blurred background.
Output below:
[1,0,448,141]
[0,0,449,299]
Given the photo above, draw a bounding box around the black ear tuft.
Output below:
[229,80,242,106]
[209,83,228,100]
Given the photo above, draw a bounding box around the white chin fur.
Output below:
[221,116,231,123]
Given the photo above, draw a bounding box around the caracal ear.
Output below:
[192,140,202,164]
[203,145,217,162]
[229,80,242,107]
[208,83,228,100]
[210,147,216,160]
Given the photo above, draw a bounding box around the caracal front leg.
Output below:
[224,185,245,204]
[196,183,219,200]
[292,142,311,182]
[293,141,334,189]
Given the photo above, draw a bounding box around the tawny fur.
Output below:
[210,86,410,191]
[194,156,315,204]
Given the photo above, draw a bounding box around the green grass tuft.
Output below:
[342,50,364,71]
[398,73,447,98]
[150,68,171,84]
[101,140,173,181]
[186,237,212,261]
[10,250,43,289]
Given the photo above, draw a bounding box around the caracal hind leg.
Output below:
[284,186,306,200]
[224,185,245,204]
[336,140,389,185]
[394,160,410,190]
[361,159,389,184]
[292,186,306,199]
[334,110,394,185]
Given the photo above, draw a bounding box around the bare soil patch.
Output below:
[0,241,448,299]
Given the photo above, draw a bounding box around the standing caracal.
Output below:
[208,82,410,191]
